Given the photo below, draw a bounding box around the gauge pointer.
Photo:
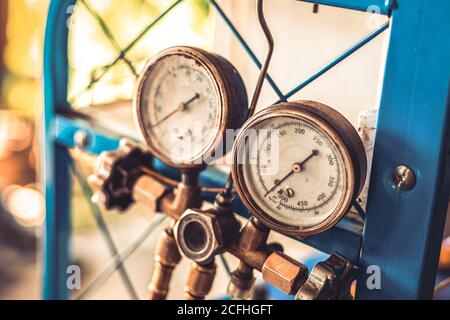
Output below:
[151,93,200,129]
[264,150,319,197]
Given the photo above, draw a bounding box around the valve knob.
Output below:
[295,253,357,300]
[88,139,153,211]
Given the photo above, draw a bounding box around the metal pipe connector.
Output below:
[184,262,216,300]
[227,262,255,300]
[148,228,182,300]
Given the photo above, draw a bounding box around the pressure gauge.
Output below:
[134,46,248,169]
[231,101,367,237]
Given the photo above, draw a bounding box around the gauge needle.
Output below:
[151,93,200,129]
[264,150,319,197]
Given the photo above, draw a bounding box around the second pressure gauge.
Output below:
[134,46,248,169]
[232,101,367,237]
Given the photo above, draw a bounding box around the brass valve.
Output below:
[88,139,155,211]
[227,217,308,297]
[175,197,310,300]
[88,141,354,301]
[88,140,204,300]
[146,172,204,300]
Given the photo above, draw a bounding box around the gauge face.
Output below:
[135,47,247,168]
[232,101,366,236]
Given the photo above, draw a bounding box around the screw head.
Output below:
[74,130,89,149]
[392,165,416,191]
[286,187,295,198]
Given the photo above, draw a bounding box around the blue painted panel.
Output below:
[357,0,450,299]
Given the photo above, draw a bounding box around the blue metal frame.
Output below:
[43,0,75,300]
[356,1,450,299]
[43,0,450,299]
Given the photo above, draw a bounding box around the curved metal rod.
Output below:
[224,0,275,193]
[247,0,275,118]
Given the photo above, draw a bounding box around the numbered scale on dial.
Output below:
[232,101,367,237]
[134,46,248,169]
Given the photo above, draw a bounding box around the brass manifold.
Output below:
[131,172,309,300]
[88,141,354,300]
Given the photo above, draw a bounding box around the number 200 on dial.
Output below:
[232,101,367,237]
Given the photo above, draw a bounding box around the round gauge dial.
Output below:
[232,101,366,237]
[135,46,247,169]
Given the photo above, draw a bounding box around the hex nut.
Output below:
[133,175,167,212]
[262,252,308,295]
[174,209,224,263]
[238,217,269,252]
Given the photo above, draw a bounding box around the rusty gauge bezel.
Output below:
[231,101,367,237]
[134,46,248,169]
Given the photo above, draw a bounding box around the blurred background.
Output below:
[0,0,448,300]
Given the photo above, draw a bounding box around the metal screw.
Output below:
[286,188,295,198]
[392,165,416,191]
[74,130,89,149]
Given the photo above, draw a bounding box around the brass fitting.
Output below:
[226,218,268,300]
[133,175,168,213]
[228,217,271,271]
[225,217,309,298]
[262,251,308,295]
[175,210,221,263]
[148,228,182,300]
[159,175,203,220]
[174,206,240,264]
[174,193,238,300]
[184,262,216,300]
[174,194,240,264]
[227,262,255,300]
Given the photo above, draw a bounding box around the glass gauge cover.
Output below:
[134,46,247,169]
[232,101,367,237]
